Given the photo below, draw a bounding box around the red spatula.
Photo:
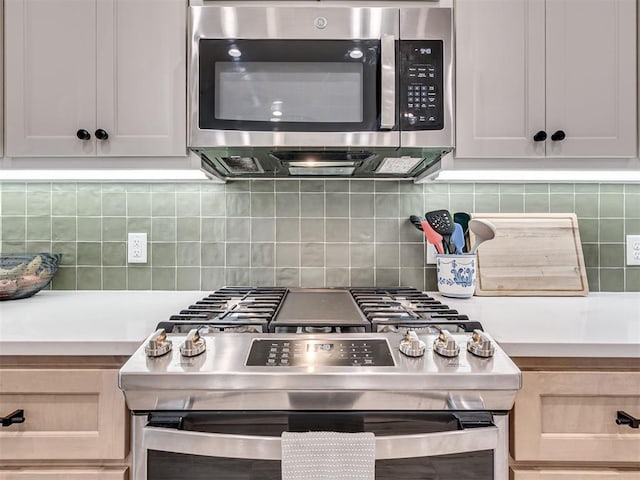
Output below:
[420,221,444,255]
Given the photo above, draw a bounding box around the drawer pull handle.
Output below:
[616,410,639,429]
[1,409,25,427]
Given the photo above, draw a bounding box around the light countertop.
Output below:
[0,291,638,358]
[440,293,640,358]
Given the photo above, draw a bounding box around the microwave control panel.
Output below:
[399,40,444,131]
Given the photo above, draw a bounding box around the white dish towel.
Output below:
[281,431,376,480]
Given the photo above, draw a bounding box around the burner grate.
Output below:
[156,287,482,334]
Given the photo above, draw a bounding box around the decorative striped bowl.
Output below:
[0,253,62,300]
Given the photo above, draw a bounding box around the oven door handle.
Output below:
[142,425,498,460]
[380,34,396,130]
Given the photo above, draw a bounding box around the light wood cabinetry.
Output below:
[4,0,186,158]
[511,469,640,480]
[0,369,126,460]
[510,358,640,479]
[0,0,4,158]
[0,468,127,480]
[455,0,637,159]
[0,358,129,479]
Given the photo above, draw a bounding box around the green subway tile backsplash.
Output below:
[1,181,639,292]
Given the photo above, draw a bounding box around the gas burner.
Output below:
[156,287,483,335]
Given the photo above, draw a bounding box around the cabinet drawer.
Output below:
[511,467,640,480]
[512,371,640,463]
[0,369,126,460]
[0,467,127,480]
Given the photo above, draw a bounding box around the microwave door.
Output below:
[189,5,400,149]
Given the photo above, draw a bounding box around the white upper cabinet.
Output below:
[5,0,186,157]
[544,0,637,157]
[455,0,637,159]
[0,0,4,158]
[5,0,97,156]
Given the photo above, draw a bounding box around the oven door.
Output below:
[133,411,508,480]
[189,5,399,148]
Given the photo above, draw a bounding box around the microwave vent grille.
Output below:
[220,156,264,174]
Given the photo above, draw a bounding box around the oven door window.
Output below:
[198,40,382,132]
[145,412,494,480]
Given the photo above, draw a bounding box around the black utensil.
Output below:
[425,210,455,253]
[409,215,424,231]
[453,212,471,252]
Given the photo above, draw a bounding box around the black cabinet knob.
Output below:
[95,129,109,141]
[1,409,25,427]
[551,130,566,141]
[76,129,91,141]
[533,130,547,142]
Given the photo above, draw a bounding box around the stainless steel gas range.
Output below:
[119,287,521,480]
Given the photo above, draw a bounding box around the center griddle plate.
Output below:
[268,289,371,331]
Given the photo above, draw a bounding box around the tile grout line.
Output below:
[597,184,601,292]
[323,180,327,287]
[622,184,627,292]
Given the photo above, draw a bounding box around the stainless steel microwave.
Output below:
[188,1,454,179]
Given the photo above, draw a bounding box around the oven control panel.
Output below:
[246,339,395,367]
[399,40,444,131]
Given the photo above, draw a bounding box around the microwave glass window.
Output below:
[215,62,363,123]
[197,39,381,132]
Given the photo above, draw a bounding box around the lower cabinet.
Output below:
[0,468,127,480]
[510,359,640,479]
[0,358,129,479]
[511,469,640,480]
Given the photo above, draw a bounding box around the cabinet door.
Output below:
[96,0,186,156]
[512,371,640,463]
[512,468,640,480]
[455,0,546,158]
[0,468,127,480]
[545,0,637,157]
[0,369,126,460]
[1,0,4,158]
[4,0,97,156]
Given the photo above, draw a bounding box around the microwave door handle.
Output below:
[380,34,396,130]
[142,424,498,460]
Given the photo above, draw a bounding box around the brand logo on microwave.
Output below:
[314,16,328,29]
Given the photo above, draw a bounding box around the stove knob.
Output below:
[145,328,173,358]
[399,330,426,357]
[180,328,206,357]
[467,329,495,358]
[433,329,460,358]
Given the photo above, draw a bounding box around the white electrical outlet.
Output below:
[128,233,148,263]
[626,235,640,266]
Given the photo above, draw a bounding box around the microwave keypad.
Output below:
[400,40,444,131]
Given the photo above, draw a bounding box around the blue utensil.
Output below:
[453,212,471,252]
[451,223,465,254]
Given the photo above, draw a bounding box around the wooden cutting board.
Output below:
[471,213,589,296]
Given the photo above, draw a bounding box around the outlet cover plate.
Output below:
[626,235,640,265]
[128,232,148,263]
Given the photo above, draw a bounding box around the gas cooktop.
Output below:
[156,286,483,335]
